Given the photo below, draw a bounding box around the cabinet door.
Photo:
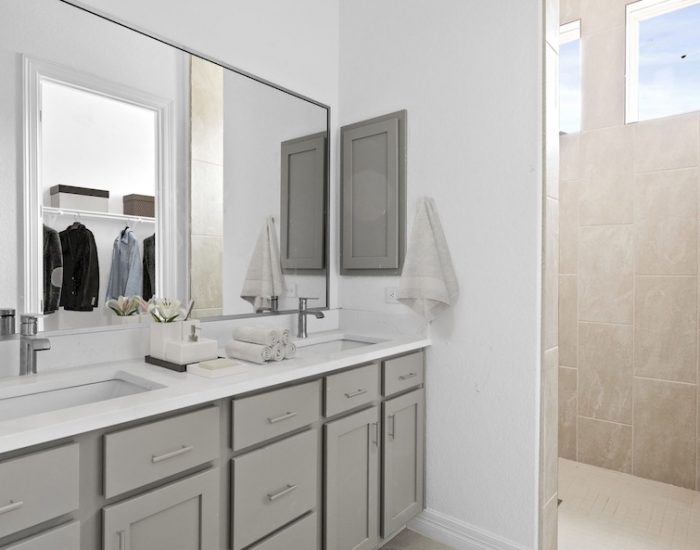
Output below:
[382,389,425,537]
[324,406,380,550]
[340,110,406,273]
[280,133,326,270]
[102,469,219,550]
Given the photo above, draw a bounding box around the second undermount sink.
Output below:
[0,372,164,422]
[296,333,384,355]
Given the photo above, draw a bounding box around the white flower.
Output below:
[148,298,183,323]
[106,296,142,317]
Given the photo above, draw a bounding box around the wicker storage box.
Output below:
[123,194,155,217]
[50,185,109,212]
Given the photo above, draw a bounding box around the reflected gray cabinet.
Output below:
[280,133,327,270]
[324,406,380,550]
[102,469,219,550]
[341,111,406,274]
[382,389,425,538]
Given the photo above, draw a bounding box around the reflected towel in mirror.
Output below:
[398,197,459,321]
[240,217,285,312]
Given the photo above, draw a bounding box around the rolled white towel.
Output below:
[225,340,273,364]
[233,326,280,346]
[272,343,285,362]
[283,342,296,359]
[279,328,290,346]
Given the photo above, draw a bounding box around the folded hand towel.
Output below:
[240,217,285,312]
[225,340,272,364]
[233,326,280,346]
[279,328,290,346]
[283,342,296,359]
[398,197,459,321]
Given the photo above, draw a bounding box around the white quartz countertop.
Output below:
[0,331,430,455]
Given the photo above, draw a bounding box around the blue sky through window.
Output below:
[560,39,581,133]
[638,2,700,120]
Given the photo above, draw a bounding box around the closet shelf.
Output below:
[42,206,156,224]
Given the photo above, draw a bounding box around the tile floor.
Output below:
[559,458,700,549]
[381,529,453,549]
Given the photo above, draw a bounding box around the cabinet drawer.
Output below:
[104,407,220,499]
[232,380,321,451]
[232,429,318,550]
[248,512,317,550]
[0,444,79,539]
[383,351,424,396]
[325,363,379,417]
[3,521,80,550]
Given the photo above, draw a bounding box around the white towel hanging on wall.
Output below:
[398,197,459,321]
[240,216,285,311]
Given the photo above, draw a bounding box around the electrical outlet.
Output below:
[286,283,297,298]
[384,287,399,304]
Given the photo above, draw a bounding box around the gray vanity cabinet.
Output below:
[324,405,380,550]
[382,388,425,538]
[102,468,219,550]
[340,111,406,274]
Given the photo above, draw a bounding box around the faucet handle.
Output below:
[20,315,38,337]
[298,297,319,309]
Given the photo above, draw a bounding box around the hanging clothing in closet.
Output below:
[106,228,143,300]
[59,223,100,311]
[142,234,156,301]
[43,224,63,314]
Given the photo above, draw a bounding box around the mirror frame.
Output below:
[49,0,332,324]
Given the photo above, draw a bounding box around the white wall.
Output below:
[339,1,543,547]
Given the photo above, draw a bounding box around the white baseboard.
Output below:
[409,509,532,550]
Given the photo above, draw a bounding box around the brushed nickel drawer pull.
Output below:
[388,415,396,439]
[151,445,194,464]
[344,388,367,399]
[399,372,417,381]
[267,411,297,424]
[371,422,379,447]
[0,500,23,515]
[118,530,126,550]
[267,484,298,502]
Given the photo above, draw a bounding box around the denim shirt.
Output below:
[106,230,143,300]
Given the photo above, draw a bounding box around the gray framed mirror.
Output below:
[0,0,330,333]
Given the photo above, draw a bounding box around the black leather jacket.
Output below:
[142,234,156,301]
[59,223,100,311]
[43,225,63,313]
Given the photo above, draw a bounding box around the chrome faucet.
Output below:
[19,315,50,376]
[297,297,325,339]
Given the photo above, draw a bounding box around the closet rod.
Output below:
[42,206,156,224]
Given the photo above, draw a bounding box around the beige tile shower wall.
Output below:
[558,0,700,490]
[190,57,224,315]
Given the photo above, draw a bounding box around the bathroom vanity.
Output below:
[0,335,428,550]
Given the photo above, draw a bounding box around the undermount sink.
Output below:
[0,372,164,422]
[296,333,384,355]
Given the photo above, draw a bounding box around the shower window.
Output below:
[626,0,700,122]
[560,20,582,134]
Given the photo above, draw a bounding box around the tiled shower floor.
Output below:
[559,458,700,549]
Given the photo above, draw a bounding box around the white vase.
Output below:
[150,321,184,360]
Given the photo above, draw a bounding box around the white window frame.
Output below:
[560,20,581,45]
[626,0,700,123]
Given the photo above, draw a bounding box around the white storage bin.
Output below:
[49,185,109,212]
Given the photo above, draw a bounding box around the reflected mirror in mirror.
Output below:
[0,0,329,333]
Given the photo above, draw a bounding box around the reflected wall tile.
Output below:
[559,366,577,460]
[578,322,633,424]
[560,133,581,183]
[559,275,577,366]
[580,0,630,35]
[190,235,223,310]
[635,169,698,275]
[634,378,696,489]
[191,56,224,166]
[580,126,633,225]
[544,198,559,351]
[581,28,626,131]
[542,349,559,503]
[560,0,581,24]
[191,160,224,237]
[542,494,558,550]
[578,225,633,324]
[559,178,578,274]
[578,416,632,473]
[635,276,697,384]
[633,114,700,174]
[546,45,560,199]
